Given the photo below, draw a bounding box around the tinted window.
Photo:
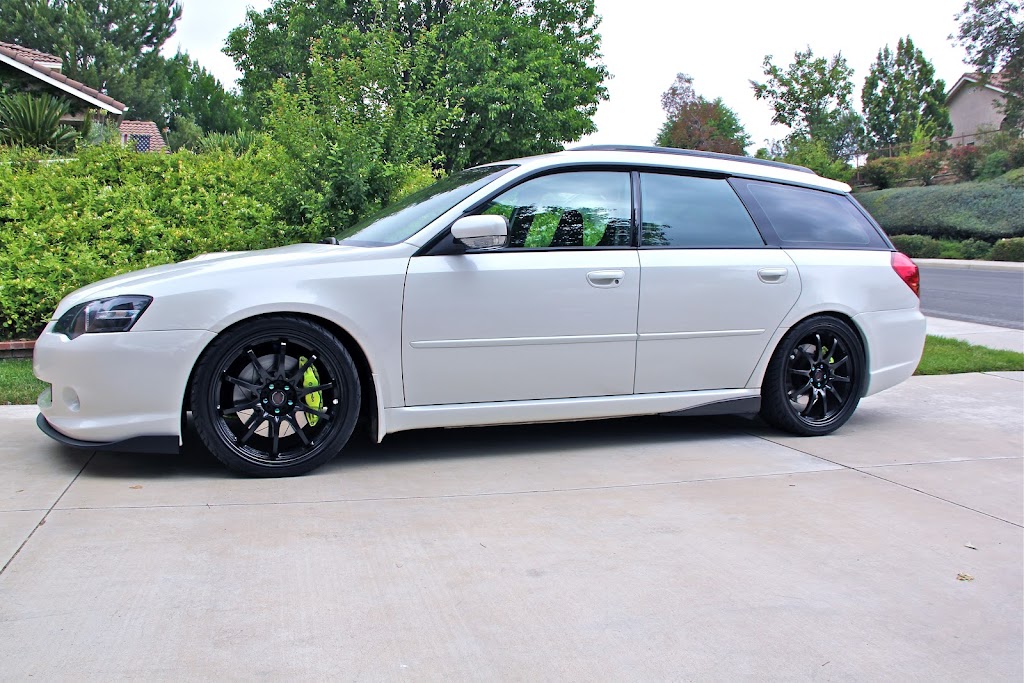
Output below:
[479,171,632,248]
[338,165,515,246]
[640,173,763,247]
[741,181,881,246]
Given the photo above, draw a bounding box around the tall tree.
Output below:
[862,36,952,149]
[0,0,182,96]
[751,47,864,160]
[655,73,750,155]
[954,0,1024,130]
[225,0,608,171]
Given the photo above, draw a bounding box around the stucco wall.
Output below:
[948,84,1006,143]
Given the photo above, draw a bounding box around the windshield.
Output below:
[337,165,517,246]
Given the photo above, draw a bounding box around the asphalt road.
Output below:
[920,266,1024,329]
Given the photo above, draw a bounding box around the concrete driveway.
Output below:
[1,373,1021,681]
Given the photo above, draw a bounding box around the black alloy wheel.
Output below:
[760,315,865,436]
[191,317,360,477]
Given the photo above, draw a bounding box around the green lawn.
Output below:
[914,335,1024,375]
[1,336,1022,405]
[0,358,45,405]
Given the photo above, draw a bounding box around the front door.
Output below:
[402,170,639,406]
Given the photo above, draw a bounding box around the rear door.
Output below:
[634,171,800,393]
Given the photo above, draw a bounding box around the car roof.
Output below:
[485,145,852,194]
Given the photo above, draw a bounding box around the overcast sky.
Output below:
[163,0,974,152]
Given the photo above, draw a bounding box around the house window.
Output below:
[131,135,151,152]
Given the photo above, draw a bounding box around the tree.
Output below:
[225,0,609,171]
[654,73,751,155]
[953,0,1024,130]
[0,0,182,97]
[862,36,952,149]
[751,47,864,160]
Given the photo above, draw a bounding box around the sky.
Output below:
[163,0,975,152]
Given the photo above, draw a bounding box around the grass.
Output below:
[914,335,1024,375]
[0,358,45,405]
[2,335,1021,406]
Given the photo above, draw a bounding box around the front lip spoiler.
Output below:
[36,414,180,454]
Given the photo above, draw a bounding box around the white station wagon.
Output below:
[34,146,926,476]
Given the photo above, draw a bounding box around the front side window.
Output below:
[478,171,632,248]
[640,173,764,248]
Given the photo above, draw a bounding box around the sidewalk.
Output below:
[926,316,1024,353]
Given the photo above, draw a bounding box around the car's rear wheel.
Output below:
[191,317,360,477]
[760,315,865,436]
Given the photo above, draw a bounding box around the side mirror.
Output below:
[451,215,508,250]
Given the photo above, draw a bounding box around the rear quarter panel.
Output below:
[745,249,925,394]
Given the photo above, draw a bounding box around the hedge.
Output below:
[857,174,1024,242]
[0,144,322,339]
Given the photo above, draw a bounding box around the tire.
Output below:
[760,315,866,436]
[191,316,361,477]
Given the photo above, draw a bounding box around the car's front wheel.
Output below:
[760,315,866,436]
[191,316,361,477]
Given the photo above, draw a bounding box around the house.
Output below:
[119,120,167,153]
[0,40,127,124]
[946,72,1009,144]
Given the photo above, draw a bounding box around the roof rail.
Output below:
[568,145,816,175]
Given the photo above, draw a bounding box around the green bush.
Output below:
[903,152,942,186]
[990,237,1024,262]
[947,145,983,181]
[960,238,993,259]
[0,143,323,339]
[889,234,943,258]
[857,178,1024,241]
[861,157,903,189]
[979,150,1011,180]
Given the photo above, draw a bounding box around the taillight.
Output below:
[891,252,920,297]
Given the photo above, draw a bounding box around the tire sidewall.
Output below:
[763,316,866,436]
[191,317,361,477]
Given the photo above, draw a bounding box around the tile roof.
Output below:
[120,120,167,152]
[0,40,61,66]
[0,42,126,113]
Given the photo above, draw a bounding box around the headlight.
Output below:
[52,296,153,340]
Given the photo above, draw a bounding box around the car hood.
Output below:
[54,243,395,315]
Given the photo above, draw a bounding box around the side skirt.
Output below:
[382,388,760,436]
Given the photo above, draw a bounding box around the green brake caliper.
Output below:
[298,356,323,426]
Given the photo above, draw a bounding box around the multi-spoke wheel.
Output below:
[191,317,360,476]
[760,315,865,436]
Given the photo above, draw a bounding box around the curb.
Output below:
[914,258,1024,272]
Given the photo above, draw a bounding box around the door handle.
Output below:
[587,270,625,288]
[758,267,788,284]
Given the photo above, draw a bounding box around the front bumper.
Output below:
[36,413,180,453]
[34,326,216,444]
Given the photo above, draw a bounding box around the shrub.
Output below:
[979,150,1011,180]
[903,152,943,186]
[0,143,323,339]
[959,238,993,260]
[861,157,903,189]
[857,179,1024,241]
[947,145,983,181]
[990,237,1024,262]
[889,235,942,258]
[0,93,78,151]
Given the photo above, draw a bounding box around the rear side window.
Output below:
[736,180,886,248]
[639,173,764,248]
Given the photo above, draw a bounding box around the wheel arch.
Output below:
[746,309,869,391]
[182,312,381,437]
